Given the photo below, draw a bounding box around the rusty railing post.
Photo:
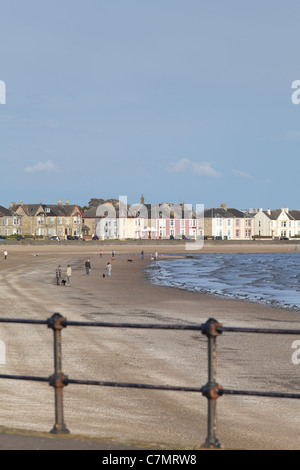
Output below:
[201,318,223,449]
[47,313,69,434]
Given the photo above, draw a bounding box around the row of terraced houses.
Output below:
[0,198,300,240]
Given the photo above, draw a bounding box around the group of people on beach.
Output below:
[55,251,114,286]
[56,264,72,286]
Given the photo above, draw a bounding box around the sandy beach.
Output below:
[0,242,299,450]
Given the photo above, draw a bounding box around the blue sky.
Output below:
[1,0,300,210]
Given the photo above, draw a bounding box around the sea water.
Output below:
[145,253,300,312]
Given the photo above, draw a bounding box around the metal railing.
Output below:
[0,314,299,448]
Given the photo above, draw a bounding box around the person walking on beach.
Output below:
[66,265,72,286]
[111,250,115,259]
[141,250,144,260]
[154,251,158,261]
[100,250,103,257]
[85,259,91,275]
[106,262,112,277]
[56,265,62,285]
[3,250,7,260]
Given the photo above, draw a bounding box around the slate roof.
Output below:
[12,203,82,217]
[0,205,14,217]
[204,208,254,219]
[288,210,300,220]
[263,210,294,220]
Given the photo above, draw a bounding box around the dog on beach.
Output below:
[61,280,67,286]
[127,259,133,262]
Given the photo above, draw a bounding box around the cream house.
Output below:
[254,208,297,238]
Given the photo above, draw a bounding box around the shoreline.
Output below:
[144,253,300,315]
[0,244,299,449]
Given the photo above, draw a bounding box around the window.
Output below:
[227,219,231,227]
[236,219,240,227]
[236,230,240,237]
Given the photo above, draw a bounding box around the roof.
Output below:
[261,210,294,221]
[82,207,98,218]
[288,210,300,220]
[0,205,14,217]
[13,203,82,217]
[204,208,254,219]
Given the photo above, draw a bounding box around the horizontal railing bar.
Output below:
[62,320,205,330]
[67,378,204,393]
[0,374,49,382]
[219,326,300,335]
[0,373,299,400]
[221,389,300,399]
[62,321,300,335]
[0,319,48,325]
[0,318,299,336]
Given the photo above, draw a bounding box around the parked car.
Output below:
[280,236,289,240]
[50,236,60,241]
[0,236,6,240]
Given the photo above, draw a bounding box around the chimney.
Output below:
[267,208,271,215]
[282,207,289,213]
[66,200,69,205]
[58,199,62,206]
[220,203,227,211]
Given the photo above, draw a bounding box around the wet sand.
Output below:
[0,243,299,450]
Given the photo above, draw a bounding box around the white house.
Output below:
[254,208,300,238]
